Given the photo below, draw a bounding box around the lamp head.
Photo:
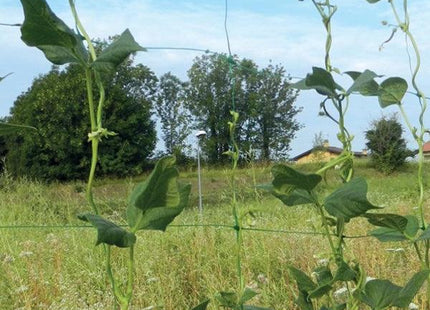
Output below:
[196,130,207,139]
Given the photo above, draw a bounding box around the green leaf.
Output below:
[289,266,317,292]
[295,291,314,310]
[363,213,408,232]
[78,213,136,248]
[272,189,316,206]
[308,284,333,299]
[344,70,380,96]
[369,215,419,242]
[92,29,145,72]
[378,77,408,107]
[324,177,380,222]
[306,67,339,97]
[128,181,190,232]
[19,0,87,64]
[289,78,312,91]
[127,156,190,231]
[333,261,356,282]
[355,279,402,310]
[239,288,258,304]
[393,270,430,307]
[272,164,322,192]
[313,266,333,286]
[0,122,37,135]
[366,0,381,3]
[191,299,210,310]
[290,67,342,97]
[215,291,237,308]
[415,226,430,241]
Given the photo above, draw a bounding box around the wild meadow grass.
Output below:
[0,160,429,309]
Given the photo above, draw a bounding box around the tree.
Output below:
[187,53,239,164]
[155,72,191,157]
[187,53,302,163]
[6,60,157,180]
[249,64,302,160]
[365,114,414,173]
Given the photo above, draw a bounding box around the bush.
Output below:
[365,114,415,173]
[5,62,157,181]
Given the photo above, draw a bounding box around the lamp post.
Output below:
[196,130,207,214]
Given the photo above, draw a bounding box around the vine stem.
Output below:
[390,0,429,307]
[69,2,131,309]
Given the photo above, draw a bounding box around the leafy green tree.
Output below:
[249,64,301,160]
[155,72,191,157]
[187,54,301,163]
[365,114,414,173]
[6,61,157,180]
[187,53,239,164]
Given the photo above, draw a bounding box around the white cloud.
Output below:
[1,0,430,155]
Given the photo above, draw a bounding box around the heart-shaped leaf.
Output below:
[393,269,430,307]
[363,213,408,232]
[313,266,333,286]
[191,299,210,310]
[295,291,314,310]
[92,29,145,73]
[272,189,316,207]
[20,0,87,64]
[290,67,342,97]
[215,291,238,308]
[333,261,357,282]
[78,213,136,248]
[324,177,380,222]
[378,77,408,107]
[272,164,322,192]
[127,156,190,231]
[415,225,430,241]
[305,67,339,97]
[344,70,380,96]
[308,284,333,299]
[239,288,258,304]
[369,215,419,242]
[289,266,317,292]
[355,279,402,310]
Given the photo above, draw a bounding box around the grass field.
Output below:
[0,160,429,309]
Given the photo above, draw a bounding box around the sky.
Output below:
[1,0,430,157]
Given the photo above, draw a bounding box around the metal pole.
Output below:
[197,140,203,214]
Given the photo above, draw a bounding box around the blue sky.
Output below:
[1,0,430,157]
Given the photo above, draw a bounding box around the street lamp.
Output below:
[196,130,207,214]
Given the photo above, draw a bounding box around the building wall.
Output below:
[296,151,339,164]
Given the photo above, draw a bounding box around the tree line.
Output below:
[0,50,302,181]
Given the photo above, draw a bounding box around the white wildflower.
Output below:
[317,258,329,266]
[15,285,28,293]
[2,254,14,264]
[333,286,349,303]
[146,277,158,283]
[409,302,419,310]
[19,251,34,258]
[246,281,258,290]
[257,273,268,284]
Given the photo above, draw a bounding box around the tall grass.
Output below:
[0,161,427,309]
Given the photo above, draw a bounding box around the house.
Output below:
[423,141,430,159]
[291,140,367,164]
